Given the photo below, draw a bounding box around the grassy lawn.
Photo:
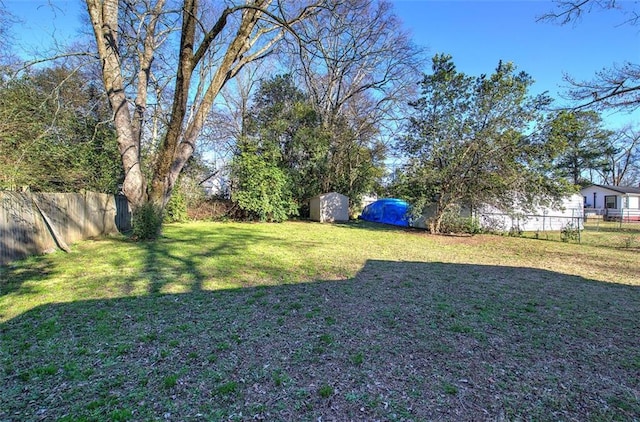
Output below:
[519,219,640,250]
[1,221,639,421]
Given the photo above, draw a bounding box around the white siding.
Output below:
[581,185,620,209]
[476,194,584,232]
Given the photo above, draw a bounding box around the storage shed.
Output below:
[310,192,349,223]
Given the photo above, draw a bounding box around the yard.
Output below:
[1,221,639,421]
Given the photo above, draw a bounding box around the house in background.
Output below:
[580,185,640,222]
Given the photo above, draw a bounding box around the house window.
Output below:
[605,195,617,209]
[623,197,629,208]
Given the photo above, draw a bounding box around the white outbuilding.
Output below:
[309,192,349,223]
[475,193,584,232]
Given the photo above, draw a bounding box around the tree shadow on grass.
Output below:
[334,219,424,233]
[0,223,330,314]
[0,224,283,309]
[0,250,57,300]
[115,224,326,294]
[1,260,639,421]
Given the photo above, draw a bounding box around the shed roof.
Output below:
[311,191,347,200]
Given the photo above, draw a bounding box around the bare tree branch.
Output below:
[539,0,640,112]
[561,62,640,111]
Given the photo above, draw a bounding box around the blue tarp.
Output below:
[359,198,411,227]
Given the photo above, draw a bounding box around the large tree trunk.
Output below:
[86,0,147,211]
[85,0,263,237]
[147,0,268,212]
[429,196,452,235]
[429,210,445,235]
[85,0,317,238]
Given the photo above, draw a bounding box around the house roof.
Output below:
[588,184,640,195]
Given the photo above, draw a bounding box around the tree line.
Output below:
[0,0,638,236]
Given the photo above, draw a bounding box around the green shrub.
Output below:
[438,212,481,235]
[230,145,298,222]
[560,222,581,242]
[164,187,188,223]
[132,202,163,240]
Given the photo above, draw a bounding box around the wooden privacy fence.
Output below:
[0,192,131,265]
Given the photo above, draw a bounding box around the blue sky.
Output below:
[5,0,85,55]
[6,0,639,129]
[391,0,640,129]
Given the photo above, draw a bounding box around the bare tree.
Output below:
[539,0,640,111]
[0,0,18,69]
[599,126,640,185]
[84,0,325,237]
[208,60,270,153]
[193,61,271,194]
[560,63,640,112]
[292,0,422,128]
[284,0,423,198]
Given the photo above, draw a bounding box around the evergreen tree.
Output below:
[547,110,615,186]
[0,66,121,192]
[397,55,571,233]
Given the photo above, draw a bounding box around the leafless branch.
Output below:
[560,62,640,111]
